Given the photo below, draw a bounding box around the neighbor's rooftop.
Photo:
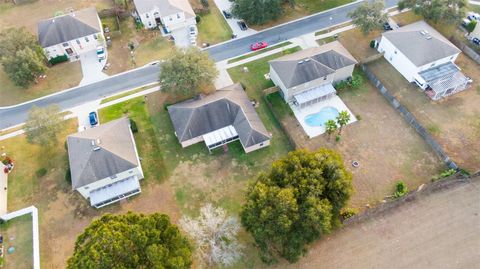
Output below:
[66,117,139,189]
[382,20,461,67]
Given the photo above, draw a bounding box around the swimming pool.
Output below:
[304,106,339,127]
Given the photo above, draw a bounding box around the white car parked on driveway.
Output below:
[96,46,106,61]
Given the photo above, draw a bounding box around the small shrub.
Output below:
[397,1,405,11]
[334,80,348,90]
[335,135,341,142]
[393,181,408,198]
[130,119,138,133]
[349,74,363,89]
[195,15,201,23]
[340,208,358,220]
[369,40,376,48]
[64,140,68,150]
[48,54,68,65]
[135,21,144,30]
[35,168,47,178]
[431,169,457,181]
[200,0,209,8]
[476,85,480,95]
[65,168,72,184]
[355,114,362,120]
[427,124,441,135]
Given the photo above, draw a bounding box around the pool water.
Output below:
[304,106,339,127]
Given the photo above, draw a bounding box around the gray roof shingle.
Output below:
[133,0,195,18]
[37,7,101,47]
[167,84,270,149]
[382,20,461,67]
[67,118,139,189]
[269,41,357,88]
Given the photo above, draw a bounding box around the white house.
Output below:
[37,7,104,61]
[269,41,357,108]
[133,0,196,47]
[377,20,470,100]
[67,118,143,208]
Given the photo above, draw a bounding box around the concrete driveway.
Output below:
[213,0,257,38]
[79,49,109,86]
[171,27,193,47]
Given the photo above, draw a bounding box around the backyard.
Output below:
[367,56,480,173]
[0,215,33,269]
[267,70,445,207]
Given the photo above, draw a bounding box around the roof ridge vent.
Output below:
[420,30,427,36]
[298,60,304,64]
[425,35,432,40]
[304,58,311,62]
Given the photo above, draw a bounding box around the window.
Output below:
[84,186,89,190]
[62,43,69,47]
[323,76,327,80]
[394,50,397,54]
[148,22,152,27]
[450,56,454,60]
[177,13,181,19]
[260,143,264,146]
[389,56,393,61]
[76,39,80,45]
[85,36,89,42]
[146,13,149,18]
[169,17,173,21]
[94,34,98,40]
[430,63,436,67]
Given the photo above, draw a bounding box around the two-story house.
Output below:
[37,7,104,61]
[269,41,357,108]
[377,20,470,100]
[67,117,144,209]
[133,0,196,47]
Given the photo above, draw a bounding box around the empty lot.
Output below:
[275,176,480,269]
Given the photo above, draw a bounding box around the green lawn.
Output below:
[99,96,168,182]
[265,92,294,120]
[227,42,293,64]
[197,0,233,45]
[0,215,33,269]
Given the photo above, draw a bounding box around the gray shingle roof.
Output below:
[133,0,195,18]
[382,20,461,67]
[67,117,139,189]
[167,84,270,149]
[269,42,357,88]
[37,7,101,47]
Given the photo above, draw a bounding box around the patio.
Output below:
[290,94,356,138]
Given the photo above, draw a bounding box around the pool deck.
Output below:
[290,95,356,138]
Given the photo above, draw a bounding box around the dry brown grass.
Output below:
[368,56,480,173]
[272,72,444,208]
[337,28,382,62]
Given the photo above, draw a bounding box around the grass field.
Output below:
[0,215,33,269]
[197,0,233,45]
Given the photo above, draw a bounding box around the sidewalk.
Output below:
[0,163,7,216]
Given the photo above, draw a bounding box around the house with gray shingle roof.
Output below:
[167,84,271,153]
[37,7,104,61]
[269,41,357,107]
[133,0,196,32]
[377,20,471,100]
[67,117,143,208]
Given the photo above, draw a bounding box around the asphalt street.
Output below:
[0,0,399,129]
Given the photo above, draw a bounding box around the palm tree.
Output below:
[325,119,338,140]
[336,111,351,135]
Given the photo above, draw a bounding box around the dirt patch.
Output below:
[273,75,444,208]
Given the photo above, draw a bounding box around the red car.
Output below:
[250,42,268,51]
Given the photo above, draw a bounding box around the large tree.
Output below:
[159,47,218,97]
[67,212,192,269]
[180,204,242,266]
[232,0,284,25]
[399,0,467,24]
[24,105,64,146]
[241,149,353,263]
[0,27,45,87]
[349,0,388,34]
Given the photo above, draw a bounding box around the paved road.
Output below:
[0,0,399,129]
[0,64,160,128]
